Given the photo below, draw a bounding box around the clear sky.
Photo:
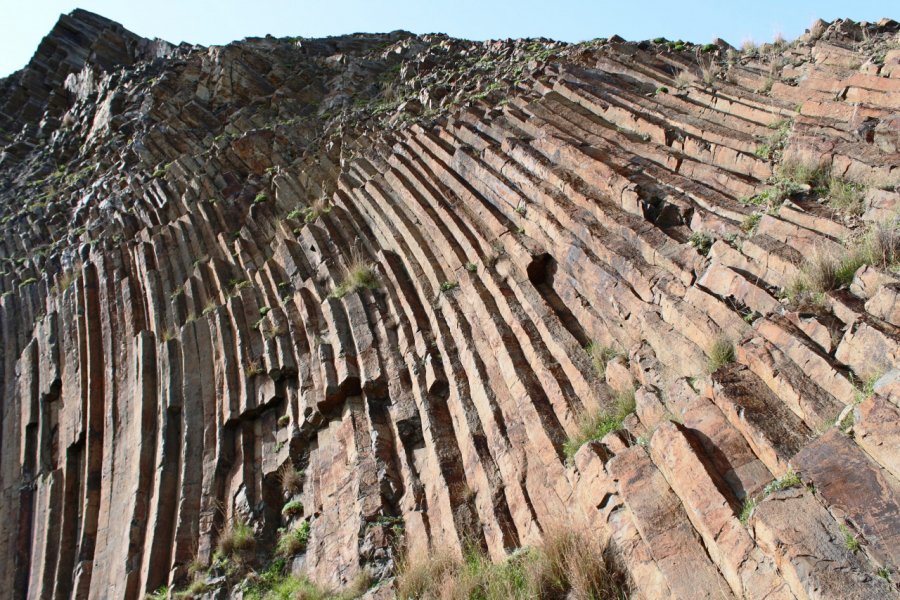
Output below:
[0,0,896,77]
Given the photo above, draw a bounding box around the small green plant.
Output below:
[762,470,802,495]
[282,499,304,518]
[840,524,861,553]
[300,198,332,224]
[877,566,892,583]
[144,585,169,600]
[440,281,459,292]
[688,231,713,256]
[851,370,882,405]
[738,497,757,524]
[254,191,269,204]
[276,521,311,556]
[741,213,762,234]
[277,415,290,428]
[515,203,526,215]
[739,471,804,526]
[562,387,636,462]
[655,86,669,95]
[202,300,217,316]
[706,337,735,373]
[465,262,478,273]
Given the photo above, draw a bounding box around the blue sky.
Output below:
[0,1,896,77]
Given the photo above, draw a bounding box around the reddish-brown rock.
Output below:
[0,11,898,600]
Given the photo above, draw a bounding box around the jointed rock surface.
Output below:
[1,10,899,599]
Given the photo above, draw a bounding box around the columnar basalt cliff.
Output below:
[1,9,899,599]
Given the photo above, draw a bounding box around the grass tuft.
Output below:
[276,521,311,557]
[706,337,735,374]
[282,499,304,518]
[840,524,861,554]
[585,342,621,377]
[826,177,866,216]
[688,231,714,256]
[330,250,379,299]
[280,467,305,496]
[787,220,900,305]
[562,388,636,463]
[216,519,256,568]
[396,524,627,600]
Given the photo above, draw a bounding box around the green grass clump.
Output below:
[174,579,210,599]
[787,220,899,305]
[330,251,380,299]
[562,388,636,463]
[254,192,269,204]
[739,470,803,526]
[826,177,866,215]
[851,370,883,405]
[216,519,256,565]
[282,499,304,518]
[778,160,828,189]
[585,342,621,377]
[762,470,802,495]
[242,559,368,600]
[276,520,311,557]
[397,525,626,600]
[688,231,714,256]
[440,281,459,292]
[841,524,861,553]
[741,213,762,235]
[738,497,757,525]
[706,337,735,374]
[144,586,169,600]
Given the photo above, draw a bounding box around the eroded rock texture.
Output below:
[1,9,899,599]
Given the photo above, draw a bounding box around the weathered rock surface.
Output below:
[1,9,899,599]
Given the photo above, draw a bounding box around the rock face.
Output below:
[1,9,899,599]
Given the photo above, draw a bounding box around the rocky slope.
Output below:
[1,9,899,599]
